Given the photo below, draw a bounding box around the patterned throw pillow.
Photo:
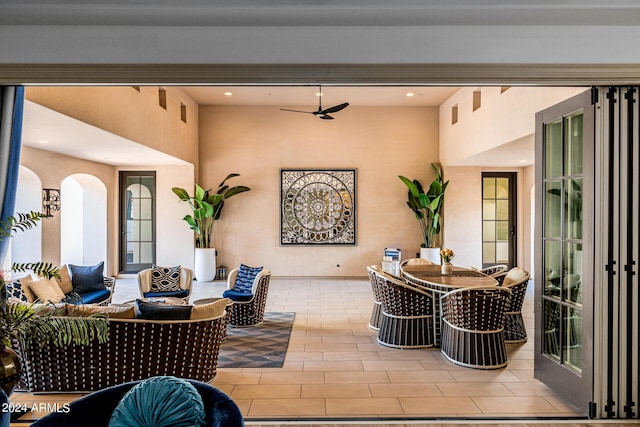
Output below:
[233,264,263,294]
[150,265,182,293]
[5,279,30,302]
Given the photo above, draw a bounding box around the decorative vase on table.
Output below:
[439,248,455,275]
[441,262,453,275]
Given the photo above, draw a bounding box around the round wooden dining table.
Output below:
[401,263,498,346]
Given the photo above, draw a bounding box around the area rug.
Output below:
[218,312,295,368]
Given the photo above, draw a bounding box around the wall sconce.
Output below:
[42,188,61,217]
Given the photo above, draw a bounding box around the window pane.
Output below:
[545,181,562,238]
[496,242,509,263]
[483,242,495,264]
[483,200,496,220]
[566,178,583,240]
[544,240,562,299]
[496,200,509,220]
[140,243,153,263]
[565,242,583,305]
[483,221,495,241]
[496,221,509,240]
[140,220,153,241]
[496,178,509,199]
[563,306,582,373]
[140,199,153,220]
[483,177,496,199]
[544,301,561,360]
[565,112,584,176]
[545,119,563,178]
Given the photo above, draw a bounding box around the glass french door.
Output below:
[119,171,156,273]
[482,172,517,269]
[534,90,594,413]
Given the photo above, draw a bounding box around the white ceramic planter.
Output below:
[194,247,217,282]
[420,247,442,265]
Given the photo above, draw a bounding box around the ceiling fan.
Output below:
[280,86,349,120]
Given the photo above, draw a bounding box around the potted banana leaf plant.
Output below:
[399,163,449,264]
[0,212,109,397]
[172,173,250,281]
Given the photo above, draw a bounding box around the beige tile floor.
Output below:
[12,275,585,423]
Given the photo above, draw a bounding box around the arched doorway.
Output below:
[60,174,107,269]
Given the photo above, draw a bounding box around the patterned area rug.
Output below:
[218,312,295,368]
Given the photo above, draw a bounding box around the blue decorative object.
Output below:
[221,289,253,302]
[233,264,262,294]
[31,379,244,427]
[69,262,106,293]
[136,299,192,320]
[144,289,190,299]
[108,376,205,427]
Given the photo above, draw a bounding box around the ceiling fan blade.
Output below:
[280,108,313,114]
[319,114,334,120]
[320,102,349,114]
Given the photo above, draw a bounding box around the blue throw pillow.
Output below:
[69,262,106,293]
[109,376,205,427]
[233,264,262,294]
[136,300,192,320]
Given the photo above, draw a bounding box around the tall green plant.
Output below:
[172,173,250,248]
[399,163,449,248]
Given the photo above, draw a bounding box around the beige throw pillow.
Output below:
[56,265,74,295]
[18,274,37,302]
[66,303,135,319]
[29,277,66,303]
[190,298,229,320]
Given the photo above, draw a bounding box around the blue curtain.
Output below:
[0,86,25,263]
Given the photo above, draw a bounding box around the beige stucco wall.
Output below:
[25,86,200,168]
[439,87,586,166]
[19,147,194,276]
[443,165,536,274]
[198,105,439,276]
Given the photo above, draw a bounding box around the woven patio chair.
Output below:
[470,264,508,277]
[440,286,512,369]
[501,267,531,343]
[224,268,272,327]
[137,266,193,303]
[366,265,384,330]
[400,258,435,268]
[373,268,434,349]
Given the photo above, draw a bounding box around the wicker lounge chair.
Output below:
[500,267,531,343]
[373,268,434,349]
[440,286,512,369]
[366,265,384,330]
[137,266,194,303]
[224,268,271,327]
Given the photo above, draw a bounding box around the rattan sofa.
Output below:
[13,300,228,393]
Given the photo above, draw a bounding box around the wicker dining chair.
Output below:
[366,265,384,330]
[373,268,434,349]
[440,286,512,369]
[500,267,531,343]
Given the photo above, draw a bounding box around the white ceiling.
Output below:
[21,85,535,167]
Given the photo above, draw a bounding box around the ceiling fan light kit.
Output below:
[280,86,349,120]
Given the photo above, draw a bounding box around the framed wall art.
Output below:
[280,169,356,245]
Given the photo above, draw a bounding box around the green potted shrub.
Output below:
[172,173,250,281]
[0,212,109,397]
[399,163,449,263]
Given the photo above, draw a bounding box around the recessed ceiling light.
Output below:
[406,92,415,97]
[519,159,528,163]
[36,140,49,144]
[315,92,322,97]
[224,92,233,96]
